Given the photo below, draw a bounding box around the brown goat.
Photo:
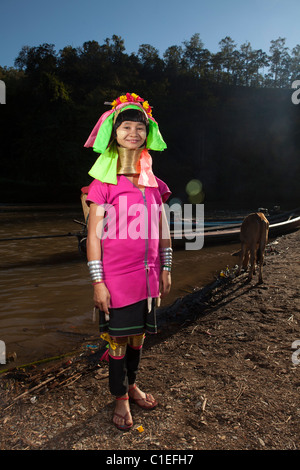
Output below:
[237,212,269,283]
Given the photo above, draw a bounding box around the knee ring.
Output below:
[127,334,145,349]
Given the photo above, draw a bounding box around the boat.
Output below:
[171,209,300,247]
[78,192,300,253]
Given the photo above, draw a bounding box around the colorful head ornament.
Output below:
[84,93,167,187]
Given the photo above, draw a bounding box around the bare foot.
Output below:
[128,384,158,409]
[113,396,133,430]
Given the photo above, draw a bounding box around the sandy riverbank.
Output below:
[1,229,299,451]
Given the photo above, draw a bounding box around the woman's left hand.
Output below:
[160,270,171,297]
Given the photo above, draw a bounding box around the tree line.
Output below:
[0,34,299,206]
[2,34,299,92]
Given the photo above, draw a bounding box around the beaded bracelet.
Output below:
[162,266,172,272]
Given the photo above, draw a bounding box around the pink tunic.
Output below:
[86,175,171,308]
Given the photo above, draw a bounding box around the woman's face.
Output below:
[116,121,147,149]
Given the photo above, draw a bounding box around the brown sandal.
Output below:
[128,384,158,410]
[113,396,133,431]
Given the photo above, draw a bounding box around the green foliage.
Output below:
[1,34,300,205]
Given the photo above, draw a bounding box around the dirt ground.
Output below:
[1,229,299,452]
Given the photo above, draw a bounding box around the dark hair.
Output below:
[113,108,149,137]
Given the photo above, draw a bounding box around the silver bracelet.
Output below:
[87,260,104,282]
[160,247,173,271]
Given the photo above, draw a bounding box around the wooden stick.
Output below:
[202,397,207,412]
[3,368,67,410]
[0,233,80,242]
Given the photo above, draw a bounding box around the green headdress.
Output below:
[84,93,167,185]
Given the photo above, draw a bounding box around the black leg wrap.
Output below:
[109,355,128,396]
[126,345,143,386]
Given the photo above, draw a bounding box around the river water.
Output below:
[0,205,240,369]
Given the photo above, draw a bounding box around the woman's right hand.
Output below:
[93,283,111,316]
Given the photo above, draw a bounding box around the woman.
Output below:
[84,93,172,431]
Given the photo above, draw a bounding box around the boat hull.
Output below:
[171,213,300,248]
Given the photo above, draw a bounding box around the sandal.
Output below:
[128,384,158,410]
[113,396,133,431]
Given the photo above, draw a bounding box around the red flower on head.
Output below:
[111,93,151,115]
[126,93,134,102]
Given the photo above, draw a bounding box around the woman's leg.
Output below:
[126,334,145,386]
[108,335,128,396]
[127,334,158,409]
[109,336,133,429]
